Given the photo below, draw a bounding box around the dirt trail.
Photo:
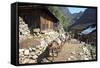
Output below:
[47,39,84,62]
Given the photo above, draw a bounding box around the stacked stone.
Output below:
[19,48,37,64]
[44,31,59,44]
[80,44,95,60]
[19,17,33,41]
[19,39,48,64]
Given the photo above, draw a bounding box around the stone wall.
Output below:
[19,17,33,41]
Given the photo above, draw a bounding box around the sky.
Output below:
[67,7,87,14]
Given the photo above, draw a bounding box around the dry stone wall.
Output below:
[19,17,33,41]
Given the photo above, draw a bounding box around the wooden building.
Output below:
[18,5,59,32]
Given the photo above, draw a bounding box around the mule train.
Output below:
[37,33,67,63]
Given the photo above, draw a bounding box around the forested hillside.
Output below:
[47,6,83,31]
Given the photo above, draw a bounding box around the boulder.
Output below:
[33,28,40,33]
[24,49,29,56]
[32,55,38,59]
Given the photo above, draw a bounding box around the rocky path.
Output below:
[47,39,93,62]
[53,42,82,62]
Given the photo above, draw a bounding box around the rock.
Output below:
[19,54,24,57]
[35,50,42,56]
[24,49,29,55]
[36,45,42,50]
[28,55,33,59]
[19,49,24,52]
[32,48,36,51]
[32,55,38,59]
[83,47,88,52]
[33,28,40,33]
[28,59,36,63]
[29,48,32,52]
[22,58,30,64]
[30,52,35,56]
